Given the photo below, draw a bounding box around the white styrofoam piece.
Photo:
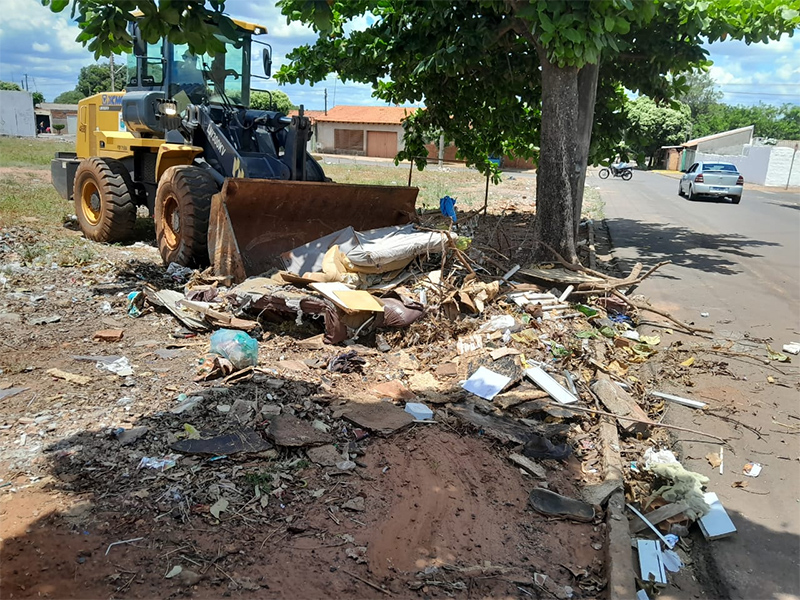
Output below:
[782,342,800,355]
[699,492,737,540]
[404,402,433,421]
[637,539,667,584]
[461,366,512,401]
[636,590,650,600]
[524,366,578,404]
[650,391,706,409]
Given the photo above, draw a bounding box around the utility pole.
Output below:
[110,55,115,91]
[23,74,29,91]
[324,88,327,115]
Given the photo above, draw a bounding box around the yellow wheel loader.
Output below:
[51,15,418,283]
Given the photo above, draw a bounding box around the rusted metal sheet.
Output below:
[209,178,419,282]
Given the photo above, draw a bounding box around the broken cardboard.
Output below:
[265,414,333,447]
[339,401,414,435]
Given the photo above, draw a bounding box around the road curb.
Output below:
[599,419,635,600]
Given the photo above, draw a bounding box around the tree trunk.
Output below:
[572,62,599,237]
[532,55,579,264]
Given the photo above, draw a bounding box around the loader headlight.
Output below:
[158,100,178,117]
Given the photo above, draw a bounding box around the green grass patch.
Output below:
[0,173,70,227]
[0,136,75,168]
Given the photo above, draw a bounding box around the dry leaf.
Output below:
[731,480,749,488]
[706,452,722,469]
[209,497,229,519]
[680,356,695,367]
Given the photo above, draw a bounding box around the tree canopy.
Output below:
[276,0,799,261]
[625,97,692,166]
[250,90,297,114]
[53,89,85,104]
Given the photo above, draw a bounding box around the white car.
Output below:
[679,162,743,204]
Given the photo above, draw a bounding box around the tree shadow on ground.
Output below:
[604,217,782,278]
[766,201,800,212]
[0,372,591,600]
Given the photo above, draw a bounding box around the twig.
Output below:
[214,563,237,586]
[260,526,283,550]
[610,290,712,335]
[545,402,727,443]
[341,569,392,596]
[705,410,767,440]
[105,537,144,556]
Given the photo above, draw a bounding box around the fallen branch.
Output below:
[610,290,712,335]
[539,242,670,293]
[545,402,727,443]
[342,569,392,596]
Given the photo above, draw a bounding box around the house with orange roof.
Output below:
[311,105,420,158]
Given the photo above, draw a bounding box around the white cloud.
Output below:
[32,42,51,53]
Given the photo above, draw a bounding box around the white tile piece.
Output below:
[461,366,512,401]
[699,492,737,540]
[637,539,667,584]
[524,366,578,404]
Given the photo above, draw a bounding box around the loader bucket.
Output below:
[208,178,419,283]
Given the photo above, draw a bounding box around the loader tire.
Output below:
[73,157,136,243]
[155,165,217,268]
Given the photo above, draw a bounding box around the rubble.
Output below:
[0,196,768,599]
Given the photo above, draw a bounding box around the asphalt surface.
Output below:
[598,171,800,600]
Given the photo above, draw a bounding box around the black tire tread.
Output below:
[154,165,217,267]
[73,157,136,243]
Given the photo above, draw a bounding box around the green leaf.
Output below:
[50,0,69,11]
[604,15,615,31]
[599,326,617,338]
[766,344,790,362]
[575,305,598,318]
[575,329,600,339]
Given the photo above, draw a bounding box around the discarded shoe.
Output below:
[523,434,571,461]
[528,488,595,522]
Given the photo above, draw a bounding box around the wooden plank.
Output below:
[629,502,689,534]
[591,375,651,435]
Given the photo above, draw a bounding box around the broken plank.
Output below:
[629,502,689,534]
[508,453,546,478]
[591,375,651,436]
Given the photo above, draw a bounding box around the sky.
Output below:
[1,0,798,109]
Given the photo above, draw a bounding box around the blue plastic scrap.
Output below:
[439,195,457,222]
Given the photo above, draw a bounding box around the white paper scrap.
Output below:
[461,366,512,401]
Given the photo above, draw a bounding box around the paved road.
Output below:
[598,171,800,599]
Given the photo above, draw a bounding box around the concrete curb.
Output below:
[599,419,635,600]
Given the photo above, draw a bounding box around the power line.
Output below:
[721,91,800,97]
[719,82,800,87]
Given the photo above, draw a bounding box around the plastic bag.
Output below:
[209,329,258,370]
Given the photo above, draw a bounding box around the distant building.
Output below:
[312,105,419,158]
[35,103,79,135]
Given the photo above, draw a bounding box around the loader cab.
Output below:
[125,16,266,109]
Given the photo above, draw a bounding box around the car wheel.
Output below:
[687,185,697,201]
[678,182,685,197]
[731,195,741,204]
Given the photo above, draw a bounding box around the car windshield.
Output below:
[704,163,738,172]
[171,34,246,106]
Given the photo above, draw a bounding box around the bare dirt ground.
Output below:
[0,165,607,599]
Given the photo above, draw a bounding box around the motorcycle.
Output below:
[599,163,633,181]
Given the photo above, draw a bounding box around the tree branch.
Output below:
[610,289,712,335]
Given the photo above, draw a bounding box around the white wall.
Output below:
[316,122,405,154]
[695,145,772,185]
[765,146,800,187]
[0,90,36,137]
[695,144,800,187]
